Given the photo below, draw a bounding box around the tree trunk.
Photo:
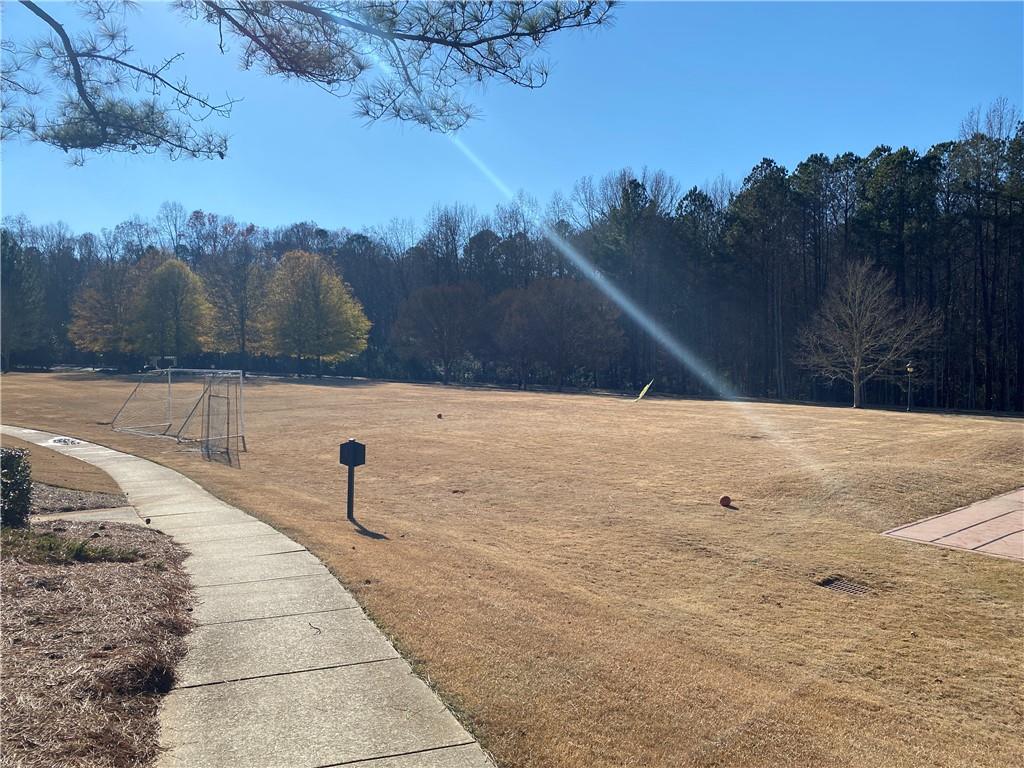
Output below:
[852,371,861,408]
[774,271,786,399]
[240,324,248,376]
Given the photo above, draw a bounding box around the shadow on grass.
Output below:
[350,516,388,540]
[204,447,241,470]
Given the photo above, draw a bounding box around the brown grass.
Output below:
[2,372,1023,767]
[1,434,122,495]
[1,519,193,768]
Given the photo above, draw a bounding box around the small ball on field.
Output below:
[719,495,732,508]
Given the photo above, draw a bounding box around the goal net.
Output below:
[112,369,247,457]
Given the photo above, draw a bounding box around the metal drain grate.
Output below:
[816,576,871,596]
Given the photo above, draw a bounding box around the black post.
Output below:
[340,438,365,523]
[906,362,914,412]
[347,463,355,521]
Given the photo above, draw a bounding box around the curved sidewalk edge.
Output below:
[2,425,493,768]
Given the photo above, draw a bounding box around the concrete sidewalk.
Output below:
[2,425,493,768]
[883,487,1023,561]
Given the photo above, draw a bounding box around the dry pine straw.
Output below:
[1,520,193,768]
[31,484,128,515]
[2,372,1023,768]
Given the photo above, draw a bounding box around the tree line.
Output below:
[1,233,371,378]
[3,100,1021,410]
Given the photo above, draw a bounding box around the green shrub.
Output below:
[1,447,33,528]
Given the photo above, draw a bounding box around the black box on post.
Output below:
[340,439,366,467]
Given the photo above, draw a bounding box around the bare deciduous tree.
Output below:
[795,259,938,408]
[391,282,484,384]
[200,224,268,371]
[156,201,189,255]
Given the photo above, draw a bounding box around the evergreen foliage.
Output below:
[1,449,33,529]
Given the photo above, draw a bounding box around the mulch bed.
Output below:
[31,483,128,515]
[1,519,193,768]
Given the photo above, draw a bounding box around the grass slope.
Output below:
[1,434,122,495]
[2,372,1022,768]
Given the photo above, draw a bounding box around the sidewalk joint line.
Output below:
[174,656,401,690]
[883,488,1023,534]
[314,741,478,767]
[197,606,358,627]
[155,520,266,533]
[970,528,1024,550]
[184,532,285,546]
[255,548,309,557]
[192,570,329,589]
[147,514,231,520]
[928,509,1019,542]
[195,572,336,591]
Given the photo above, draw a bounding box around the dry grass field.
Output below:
[2,434,121,495]
[2,371,1022,768]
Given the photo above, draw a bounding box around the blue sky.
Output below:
[1,1,1021,234]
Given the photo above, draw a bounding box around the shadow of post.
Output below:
[350,516,388,540]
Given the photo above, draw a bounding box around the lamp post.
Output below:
[906,362,914,412]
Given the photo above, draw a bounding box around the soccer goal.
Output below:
[112,369,247,457]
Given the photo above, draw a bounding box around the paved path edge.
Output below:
[1,424,494,768]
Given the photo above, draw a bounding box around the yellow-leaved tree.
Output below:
[266,250,370,376]
[68,257,139,359]
[131,258,212,359]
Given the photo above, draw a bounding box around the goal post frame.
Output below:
[111,368,247,454]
